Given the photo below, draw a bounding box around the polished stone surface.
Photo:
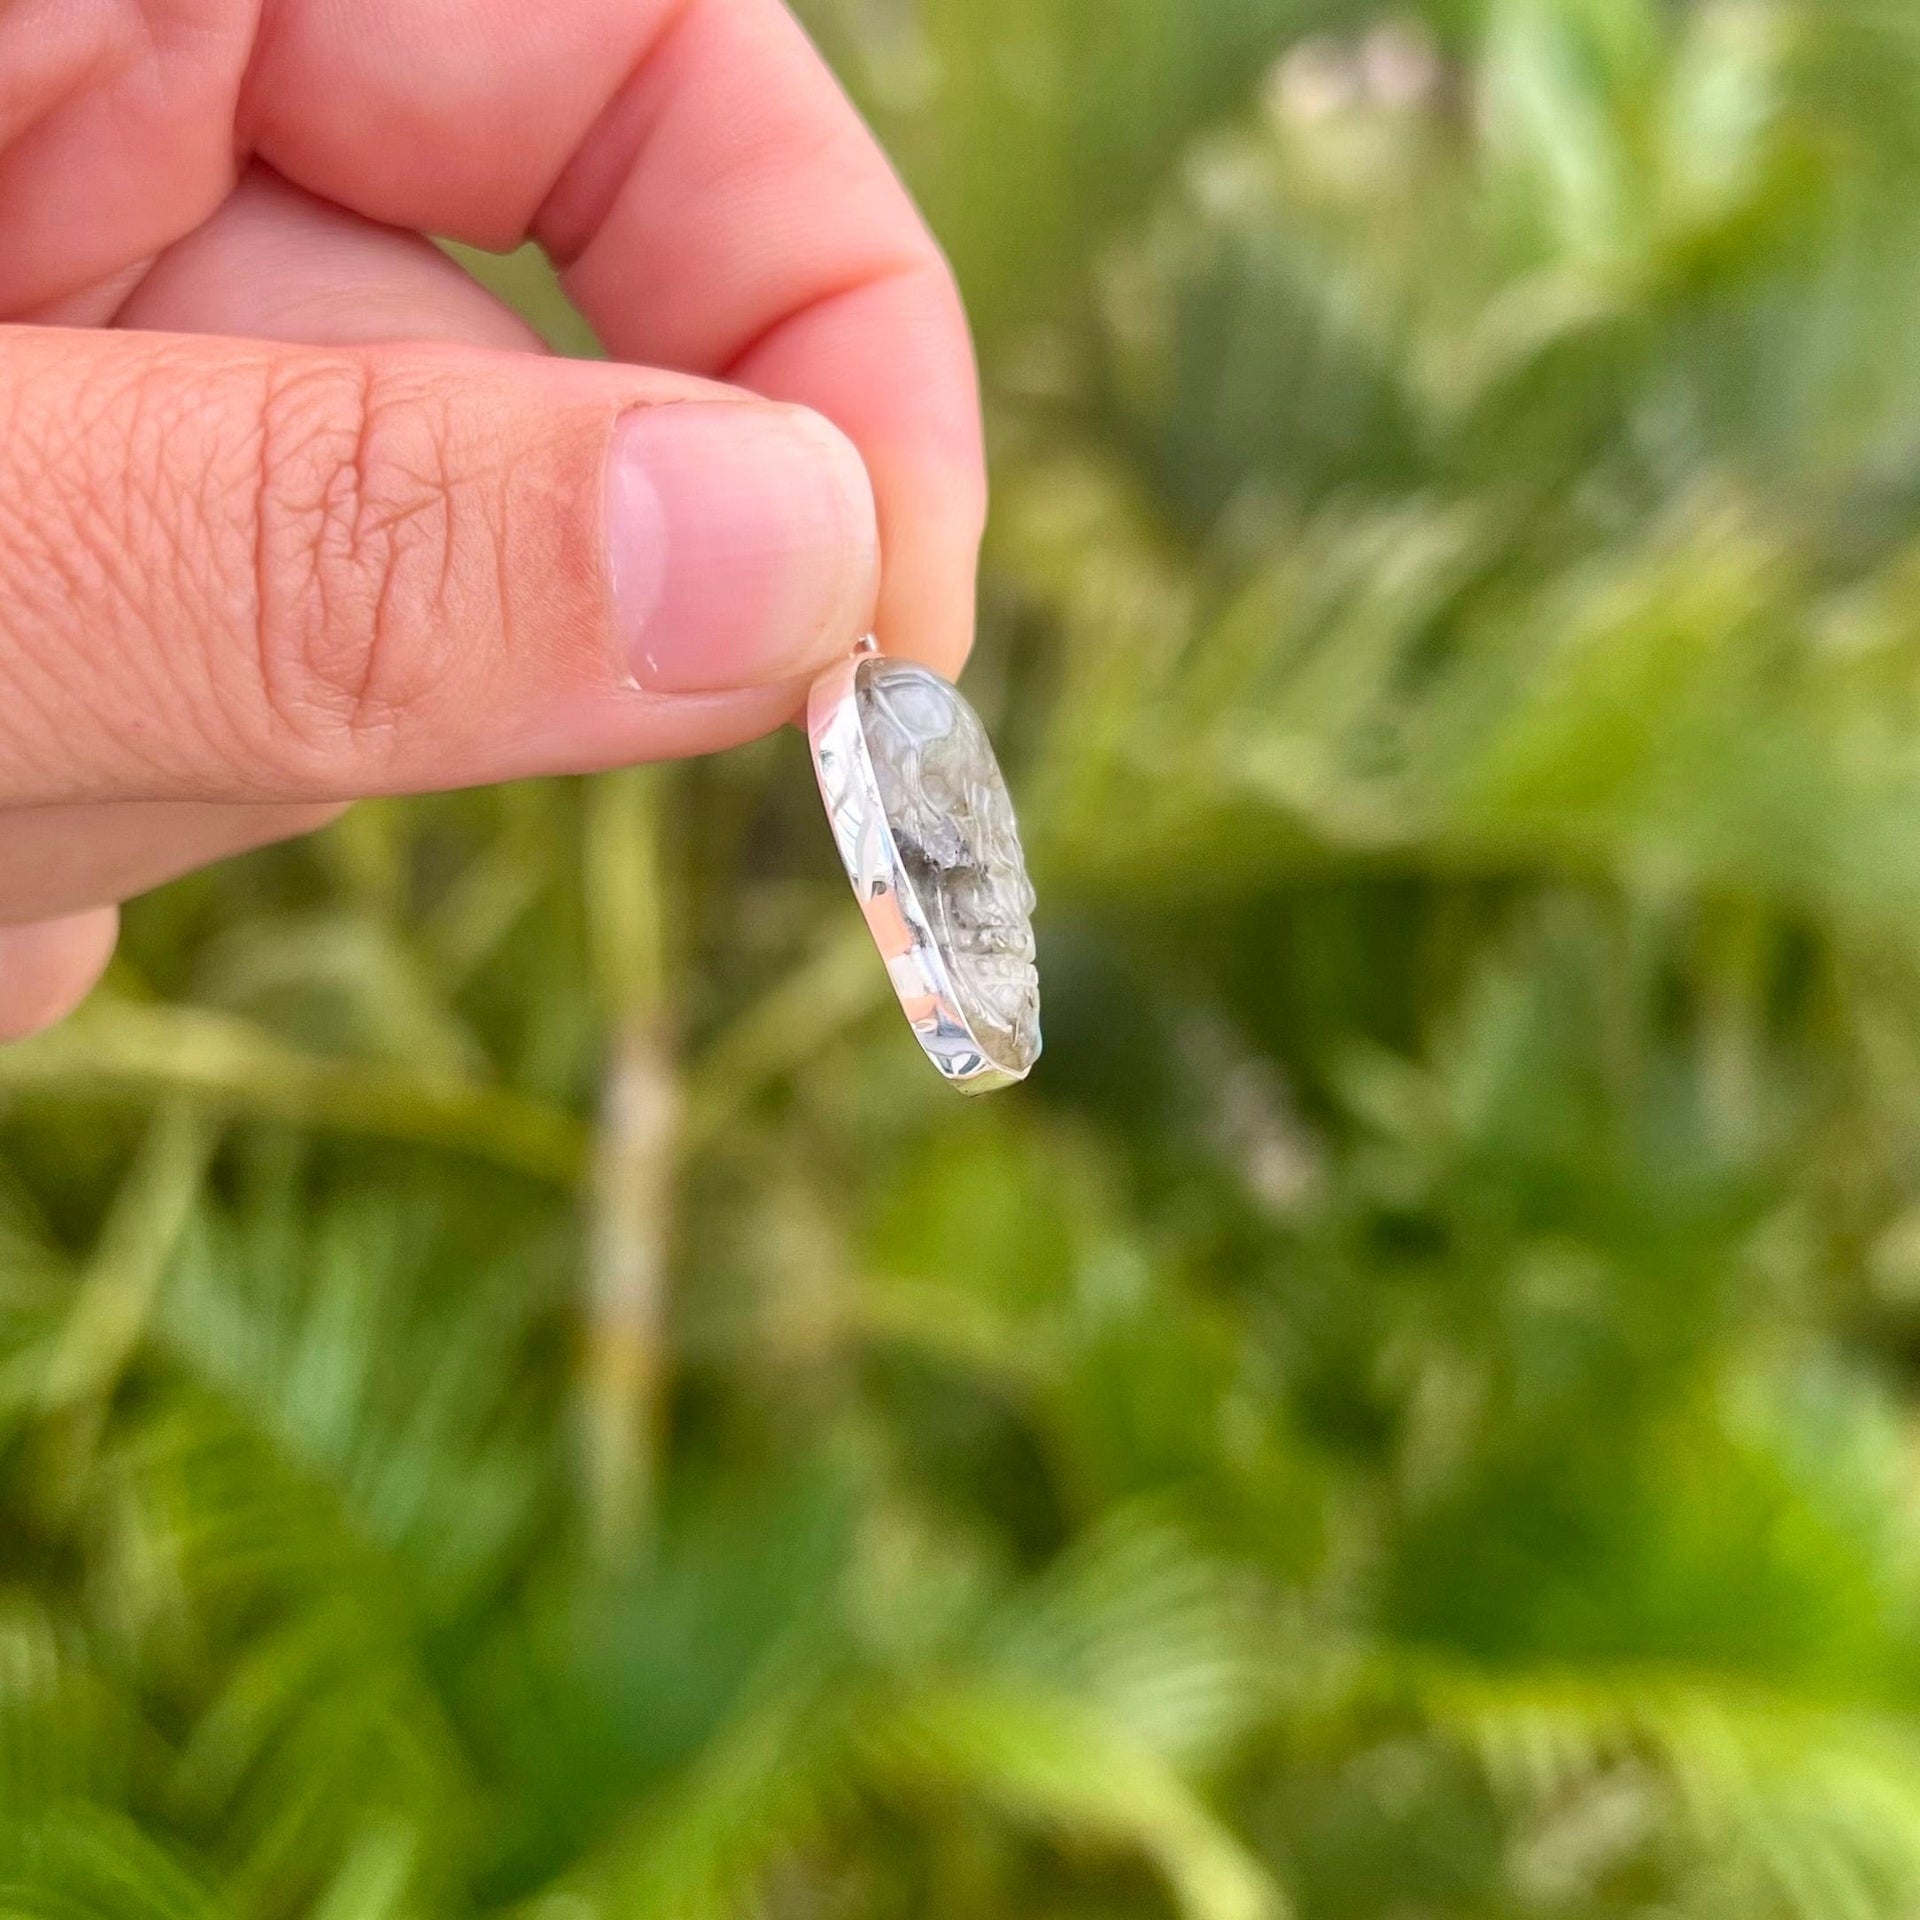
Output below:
[855,658,1041,1074]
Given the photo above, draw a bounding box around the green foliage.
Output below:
[15,0,1920,1912]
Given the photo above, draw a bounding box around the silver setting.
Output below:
[807,645,1041,1093]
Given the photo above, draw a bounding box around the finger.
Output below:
[0,3,980,668]
[0,802,344,923]
[0,2,248,319]
[118,165,546,351]
[0,175,545,926]
[241,0,985,675]
[0,170,502,923]
[0,908,119,1042]
[0,322,878,809]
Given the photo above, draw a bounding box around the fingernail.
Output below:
[605,401,879,694]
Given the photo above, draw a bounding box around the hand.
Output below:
[0,0,984,1039]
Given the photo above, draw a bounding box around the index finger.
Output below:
[242,0,986,677]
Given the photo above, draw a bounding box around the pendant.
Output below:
[807,639,1041,1093]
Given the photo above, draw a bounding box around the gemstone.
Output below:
[854,658,1041,1076]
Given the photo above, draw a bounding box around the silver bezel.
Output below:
[806,651,1035,1094]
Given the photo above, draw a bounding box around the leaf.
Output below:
[0,1000,586,1186]
[877,1681,1285,1920]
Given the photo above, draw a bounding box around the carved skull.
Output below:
[856,659,1041,1072]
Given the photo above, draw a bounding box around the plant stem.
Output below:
[582,767,679,1558]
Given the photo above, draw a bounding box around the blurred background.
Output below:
[15,0,1920,1913]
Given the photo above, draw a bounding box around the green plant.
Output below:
[11,2,1920,1914]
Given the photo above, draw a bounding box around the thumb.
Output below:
[0,327,879,806]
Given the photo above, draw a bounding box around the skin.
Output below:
[0,0,986,1039]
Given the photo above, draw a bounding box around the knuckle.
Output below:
[250,357,479,762]
[0,333,522,804]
